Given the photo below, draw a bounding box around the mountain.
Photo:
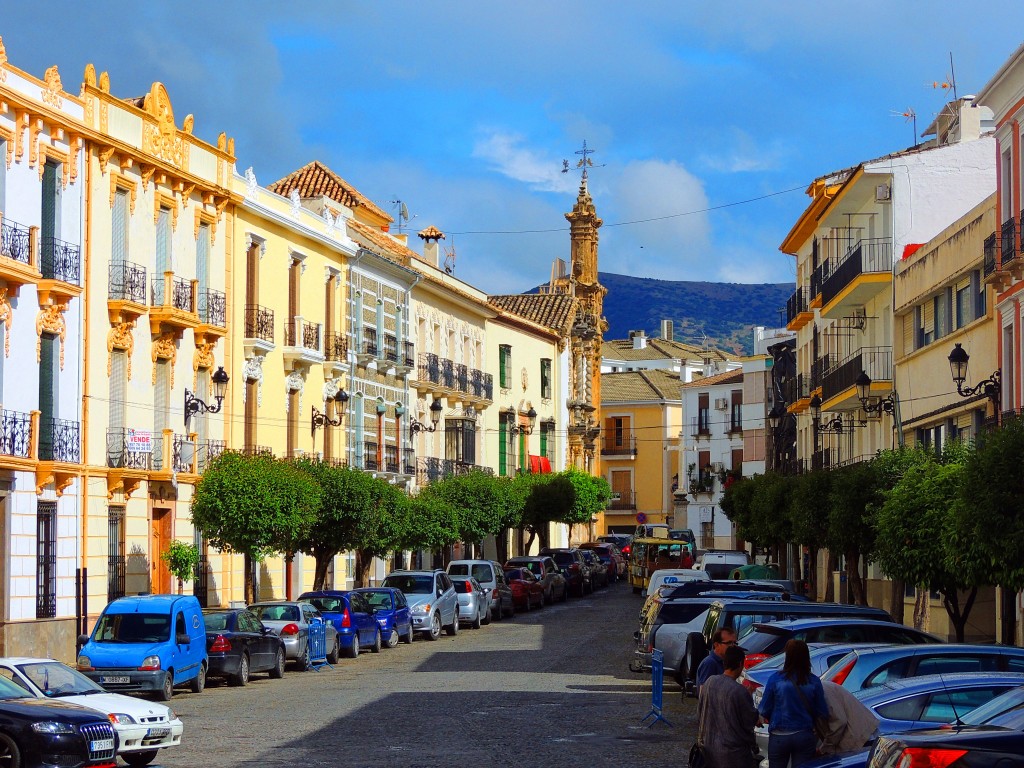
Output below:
[597,272,794,356]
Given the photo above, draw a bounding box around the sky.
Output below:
[3,2,1022,294]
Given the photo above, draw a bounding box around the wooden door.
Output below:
[610,470,631,508]
[151,508,172,594]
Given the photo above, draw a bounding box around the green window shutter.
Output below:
[519,431,526,472]
[499,346,508,388]
[541,359,551,398]
[498,418,507,476]
[539,425,548,459]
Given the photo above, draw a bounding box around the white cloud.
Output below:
[698,128,786,173]
[472,129,576,193]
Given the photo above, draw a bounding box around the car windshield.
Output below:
[93,612,171,643]
[18,662,104,697]
[549,552,574,565]
[302,596,344,613]
[360,591,394,610]
[383,575,434,595]
[203,612,233,632]
[959,685,1024,728]
[249,604,300,622]
[513,561,542,574]
[0,676,31,701]
[505,569,531,581]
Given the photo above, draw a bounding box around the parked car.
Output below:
[354,587,414,647]
[0,657,182,766]
[823,643,1024,693]
[740,643,888,697]
[202,608,287,685]
[247,600,340,669]
[598,533,633,559]
[0,674,118,768]
[868,723,1024,768]
[736,618,942,669]
[450,576,490,629]
[580,550,608,588]
[504,556,567,604]
[446,560,513,621]
[298,591,381,657]
[77,594,208,701]
[642,568,710,603]
[694,549,751,579]
[580,542,626,581]
[539,548,591,596]
[503,568,545,611]
[660,579,791,600]
[381,570,460,640]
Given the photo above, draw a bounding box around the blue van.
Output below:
[77,594,208,701]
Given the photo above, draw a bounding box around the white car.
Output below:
[0,657,183,766]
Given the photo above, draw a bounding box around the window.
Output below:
[287,388,299,456]
[498,415,508,476]
[155,208,170,303]
[107,506,126,601]
[38,334,59,461]
[540,420,556,461]
[244,378,257,450]
[955,278,972,330]
[540,358,552,399]
[916,655,998,675]
[876,695,926,723]
[604,416,632,453]
[730,390,742,432]
[499,345,512,389]
[697,394,710,434]
[36,502,57,619]
[445,418,476,465]
[112,188,129,269]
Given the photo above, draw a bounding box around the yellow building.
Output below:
[600,370,682,534]
[79,72,236,622]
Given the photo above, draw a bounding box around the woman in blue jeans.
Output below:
[757,639,829,768]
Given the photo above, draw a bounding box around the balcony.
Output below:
[359,327,378,360]
[364,441,379,471]
[983,232,998,280]
[385,445,400,474]
[1001,216,1016,267]
[403,341,415,369]
[0,216,40,291]
[37,235,83,305]
[196,439,226,473]
[106,428,156,470]
[607,490,636,511]
[403,447,416,475]
[38,418,80,464]
[416,456,494,484]
[107,261,148,323]
[414,353,493,405]
[784,374,810,407]
[283,318,324,367]
[196,288,227,338]
[820,238,892,319]
[786,286,813,330]
[0,410,33,459]
[821,346,892,411]
[149,273,198,335]
[240,445,274,458]
[809,261,828,308]
[243,304,275,356]
[324,332,348,362]
[383,334,399,364]
[601,435,637,458]
[689,416,711,438]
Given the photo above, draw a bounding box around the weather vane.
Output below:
[562,139,603,182]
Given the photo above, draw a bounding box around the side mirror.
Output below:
[176,633,191,645]
[261,626,271,635]
[77,634,90,646]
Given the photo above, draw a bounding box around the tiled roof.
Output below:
[602,337,735,362]
[488,294,578,334]
[269,161,392,222]
[418,225,445,241]
[347,219,417,266]
[602,369,681,403]
[680,368,744,389]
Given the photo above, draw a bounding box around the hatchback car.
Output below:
[202,608,286,685]
[504,556,567,605]
[298,591,382,657]
[450,576,490,629]
[446,560,513,621]
[580,542,626,581]
[381,570,460,641]
[503,568,545,611]
[580,550,608,588]
[247,601,339,669]
[740,643,886,698]
[823,644,1024,693]
[0,657,182,766]
[354,587,414,647]
[539,548,591,596]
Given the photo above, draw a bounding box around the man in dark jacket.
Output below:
[697,645,758,768]
[695,628,737,697]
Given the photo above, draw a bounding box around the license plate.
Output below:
[100,676,130,684]
[90,738,115,752]
[146,727,170,739]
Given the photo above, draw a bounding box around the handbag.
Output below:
[794,681,830,741]
[689,684,710,768]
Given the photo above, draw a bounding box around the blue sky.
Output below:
[3,3,1022,293]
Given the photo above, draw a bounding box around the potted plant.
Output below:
[160,540,201,595]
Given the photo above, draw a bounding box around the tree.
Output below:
[720,475,758,546]
[561,468,610,538]
[521,474,575,552]
[827,460,878,606]
[418,471,505,557]
[788,470,831,599]
[191,452,319,602]
[353,480,410,585]
[402,494,460,555]
[160,540,200,595]
[748,472,793,563]
[292,459,379,590]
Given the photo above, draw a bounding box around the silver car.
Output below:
[247,601,339,669]
[381,570,460,641]
[451,576,490,629]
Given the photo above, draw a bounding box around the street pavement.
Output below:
[155,580,698,767]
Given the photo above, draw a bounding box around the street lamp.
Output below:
[409,399,443,435]
[855,371,897,416]
[947,342,1001,406]
[508,406,538,436]
[311,388,349,435]
[184,366,229,429]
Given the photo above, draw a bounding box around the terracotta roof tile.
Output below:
[418,225,445,241]
[347,219,417,266]
[680,368,744,388]
[269,161,392,222]
[602,337,735,362]
[602,370,681,402]
[488,294,578,334]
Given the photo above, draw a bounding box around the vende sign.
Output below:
[126,429,152,453]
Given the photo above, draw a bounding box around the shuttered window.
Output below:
[901,313,915,356]
[919,301,935,346]
[154,359,169,436]
[112,189,128,268]
[973,270,985,318]
[499,345,511,389]
[36,502,57,619]
[155,208,170,304]
[540,358,552,399]
[197,223,210,295]
[244,379,258,450]
[498,417,508,476]
[109,350,126,436]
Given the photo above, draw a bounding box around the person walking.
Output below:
[819,680,879,755]
[696,645,759,768]
[757,639,828,768]
[695,628,738,697]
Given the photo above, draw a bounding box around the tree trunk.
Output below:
[524,528,537,555]
[889,578,906,624]
[845,550,866,605]
[312,552,333,591]
[823,549,837,603]
[177,578,184,596]
[861,555,870,606]
[496,529,509,564]
[244,552,254,604]
[944,587,978,643]
[354,550,372,587]
[539,525,550,551]
[913,588,929,630]
[806,547,819,601]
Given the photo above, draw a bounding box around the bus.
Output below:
[628,537,695,594]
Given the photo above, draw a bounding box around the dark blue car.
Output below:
[298,591,381,658]
[355,587,414,648]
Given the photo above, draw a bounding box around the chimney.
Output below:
[417,225,445,268]
[660,319,673,341]
[630,330,647,350]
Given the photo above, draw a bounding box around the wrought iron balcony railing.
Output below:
[416,456,494,484]
[456,363,469,392]
[324,332,347,361]
[1002,217,1016,267]
[403,447,416,475]
[385,445,400,473]
[40,236,81,285]
[284,320,321,350]
[984,232,998,277]
[601,436,637,456]
[0,218,32,264]
[198,288,226,327]
[440,358,455,389]
[811,355,830,391]
[821,346,892,403]
[0,409,32,458]
[39,418,81,463]
[152,275,194,312]
[106,428,155,470]
[362,326,377,356]
[820,238,892,307]
[383,333,399,363]
[196,439,226,473]
[108,261,147,304]
[403,341,415,368]
[244,305,274,342]
[786,286,809,325]
[608,490,636,510]
[364,441,379,471]
[784,373,810,405]
[810,260,828,299]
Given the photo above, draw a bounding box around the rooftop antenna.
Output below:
[390,199,416,235]
[891,108,917,147]
[443,240,456,275]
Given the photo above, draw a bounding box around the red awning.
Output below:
[529,455,552,474]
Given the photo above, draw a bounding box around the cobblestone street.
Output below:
[157,583,696,768]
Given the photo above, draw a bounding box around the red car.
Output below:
[503,568,545,611]
[581,542,626,582]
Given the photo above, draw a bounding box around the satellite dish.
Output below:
[400,202,409,222]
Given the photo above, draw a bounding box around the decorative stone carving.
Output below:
[107,320,135,379]
[141,82,186,169]
[322,377,342,402]
[0,36,7,82]
[41,65,63,108]
[182,114,194,134]
[242,354,265,407]
[0,288,11,357]
[35,304,67,369]
[289,189,302,218]
[322,204,335,229]
[244,167,259,200]
[193,340,216,382]
[521,367,528,391]
[151,332,177,387]
[285,370,305,413]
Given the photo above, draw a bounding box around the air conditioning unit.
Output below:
[714,398,729,411]
[875,184,891,202]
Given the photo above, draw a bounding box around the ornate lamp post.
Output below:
[508,406,538,436]
[855,371,897,416]
[409,398,444,435]
[947,342,1000,407]
[310,388,349,436]
[184,367,229,429]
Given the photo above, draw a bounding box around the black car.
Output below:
[0,675,118,768]
[580,550,608,589]
[203,608,287,686]
[539,548,591,596]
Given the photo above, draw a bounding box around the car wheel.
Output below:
[491,603,501,621]
[299,642,312,669]
[371,629,382,653]
[403,624,415,644]
[344,635,359,659]
[123,749,159,767]
[229,654,250,687]
[0,731,21,768]
[386,628,400,648]
[481,606,491,626]
[269,647,285,679]
[446,612,459,636]
[427,613,442,641]
[507,600,515,618]
[190,663,206,694]
[157,671,174,701]
[472,608,482,629]
[326,636,340,664]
